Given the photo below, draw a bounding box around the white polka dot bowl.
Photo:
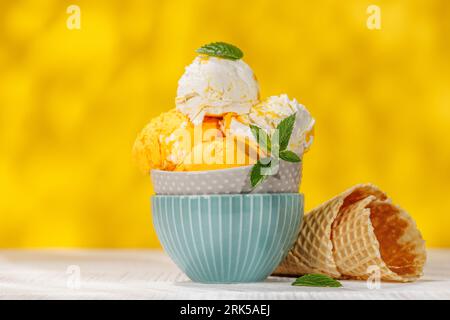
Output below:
[151,160,302,195]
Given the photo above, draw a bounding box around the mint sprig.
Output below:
[277,113,296,151]
[250,162,266,188]
[250,124,271,153]
[196,42,243,61]
[250,157,272,187]
[279,150,301,162]
[292,274,343,288]
[250,113,300,188]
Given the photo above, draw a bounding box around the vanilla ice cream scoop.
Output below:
[227,94,315,156]
[176,55,260,125]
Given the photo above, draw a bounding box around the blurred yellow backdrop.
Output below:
[0,0,449,248]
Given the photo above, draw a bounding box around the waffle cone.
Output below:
[274,184,426,282]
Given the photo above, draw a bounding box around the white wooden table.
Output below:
[0,249,449,299]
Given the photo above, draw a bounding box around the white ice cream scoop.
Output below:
[176,55,260,125]
[227,94,315,156]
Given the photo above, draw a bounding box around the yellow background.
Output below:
[1,0,449,248]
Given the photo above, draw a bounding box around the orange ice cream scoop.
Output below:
[133,109,193,172]
[133,110,229,172]
[176,135,263,171]
[133,109,265,172]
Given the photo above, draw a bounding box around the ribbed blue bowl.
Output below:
[151,193,303,283]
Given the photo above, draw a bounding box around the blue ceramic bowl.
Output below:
[151,193,303,283]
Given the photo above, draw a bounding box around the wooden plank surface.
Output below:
[0,249,449,299]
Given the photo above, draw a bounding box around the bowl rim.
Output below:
[150,165,254,175]
[150,161,302,176]
[152,193,304,199]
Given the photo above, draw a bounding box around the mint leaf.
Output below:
[292,274,343,288]
[250,125,271,153]
[248,114,300,189]
[259,157,272,167]
[279,150,301,163]
[250,158,273,188]
[196,42,243,61]
[277,113,296,151]
[250,163,265,188]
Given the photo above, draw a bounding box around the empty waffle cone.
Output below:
[274,184,426,282]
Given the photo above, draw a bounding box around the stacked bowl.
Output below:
[151,161,304,283]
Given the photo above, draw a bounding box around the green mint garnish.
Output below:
[250,113,301,188]
[196,42,243,61]
[279,150,301,163]
[292,274,343,288]
[250,162,266,188]
[250,157,273,188]
[250,124,271,153]
[277,113,296,151]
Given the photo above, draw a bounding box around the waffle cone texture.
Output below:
[274,184,426,282]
